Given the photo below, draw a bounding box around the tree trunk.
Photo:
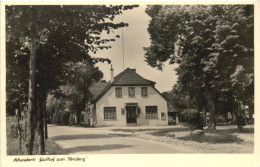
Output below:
[26,7,37,155]
[235,104,244,132]
[36,47,46,154]
[41,48,48,139]
[37,89,45,155]
[206,86,216,130]
[201,106,206,125]
[24,106,27,142]
[44,95,48,139]
[231,110,234,122]
[76,110,81,125]
[18,101,22,152]
[223,112,228,124]
[248,102,254,124]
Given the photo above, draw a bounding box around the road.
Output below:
[48,125,193,154]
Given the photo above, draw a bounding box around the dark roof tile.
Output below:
[89,82,110,100]
[114,68,154,85]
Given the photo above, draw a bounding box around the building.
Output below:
[167,102,179,125]
[86,66,169,127]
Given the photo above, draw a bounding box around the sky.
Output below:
[91,5,178,92]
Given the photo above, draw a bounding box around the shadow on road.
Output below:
[64,144,134,153]
[50,134,114,141]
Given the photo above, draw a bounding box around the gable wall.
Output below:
[95,85,168,126]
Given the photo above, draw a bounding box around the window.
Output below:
[141,87,148,97]
[104,107,117,120]
[161,112,166,120]
[115,87,122,97]
[145,106,158,119]
[128,87,135,97]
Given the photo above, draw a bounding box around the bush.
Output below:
[236,114,246,132]
[178,132,243,144]
[181,109,203,131]
[150,127,189,137]
[7,116,67,155]
[62,112,71,125]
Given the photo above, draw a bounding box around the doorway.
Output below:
[126,106,137,124]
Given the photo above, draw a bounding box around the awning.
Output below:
[125,103,138,106]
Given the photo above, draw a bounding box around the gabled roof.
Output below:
[88,82,110,100]
[113,68,155,85]
[89,68,162,103]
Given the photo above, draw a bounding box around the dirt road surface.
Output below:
[48,125,195,154]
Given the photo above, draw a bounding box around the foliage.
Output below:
[6,116,67,155]
[5,5,139,112]
[112,128,159,132]
[112,127,189,133]
[144,5,254,129]
[162,85,190,112]
[178,132,243,144]
[61,112,71,125]
[7,136,67,155]
[6,5,138,115]
[181,109,204,130]
[6,5,138,113]
[55,61,103,124]
[6,41,29,115]
[150,127,189,137]
[6,5,138,154]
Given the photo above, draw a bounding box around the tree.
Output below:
[6,41,29,116]
[144,5,254,130]
[6,5,138,155]
[212,5,254,123]
[162,83,190,112]
[58,61,103,124]
[181,109,204,131]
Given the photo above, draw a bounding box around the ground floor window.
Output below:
[104,107,117,120]
[145,106,158,119]
[161,112,166,120]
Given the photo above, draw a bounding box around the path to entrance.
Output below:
[48,125,194,154]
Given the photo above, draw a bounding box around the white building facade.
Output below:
[88,67,168,127]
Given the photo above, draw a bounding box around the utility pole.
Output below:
[122,29,125,70]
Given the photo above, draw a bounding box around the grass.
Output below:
[117,126,243,144]
[109,133,134,137]
[111,128,159,133]
[204,127,254,134]
[177,132,243,144]
[150,127,189,137]
[45,139,68,155]
[111,127,189,138]
[112,127,189,133]
[6,116,67,155]
[7,137,67,155]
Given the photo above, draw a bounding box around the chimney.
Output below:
[110,64,114,82]
[131,69,136,72]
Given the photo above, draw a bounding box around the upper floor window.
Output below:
[128,87,135,97]
[141,87,148,97]
[115,87,122,97]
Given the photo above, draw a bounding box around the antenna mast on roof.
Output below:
[122,29,125,70]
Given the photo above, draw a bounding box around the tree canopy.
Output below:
[145,5,254,129]
[6,5,138,154]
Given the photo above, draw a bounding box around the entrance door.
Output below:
[126,106,137,124]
